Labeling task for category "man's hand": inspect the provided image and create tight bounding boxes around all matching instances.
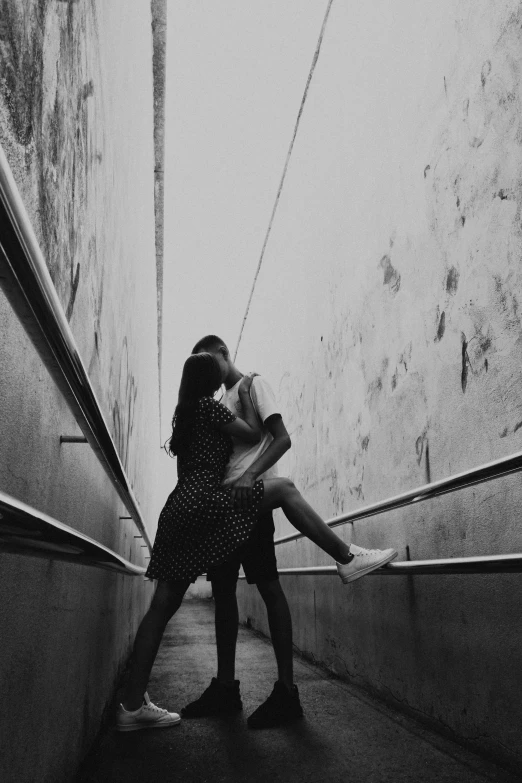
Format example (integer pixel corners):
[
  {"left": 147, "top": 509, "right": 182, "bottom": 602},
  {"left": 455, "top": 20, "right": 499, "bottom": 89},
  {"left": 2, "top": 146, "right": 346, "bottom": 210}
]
[{"left": 230, "top": 470, "right": 257, "bottom": 510}]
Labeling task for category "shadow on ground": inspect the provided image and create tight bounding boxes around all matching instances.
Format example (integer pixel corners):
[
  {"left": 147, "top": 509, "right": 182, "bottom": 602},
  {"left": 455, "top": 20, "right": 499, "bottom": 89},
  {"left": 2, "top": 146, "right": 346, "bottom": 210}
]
[{"left": 77, "top": 598, "right": 520, "bottom": 783}]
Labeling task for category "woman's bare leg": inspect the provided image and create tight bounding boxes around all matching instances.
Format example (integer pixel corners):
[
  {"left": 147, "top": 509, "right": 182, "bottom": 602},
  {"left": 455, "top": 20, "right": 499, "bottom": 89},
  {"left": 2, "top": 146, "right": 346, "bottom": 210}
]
[
  {"left": 122, "top": 579, "right": 190, "bottom": 710},
  {"left": 259, "top": 478, "right": 352, "bottom": 564}
]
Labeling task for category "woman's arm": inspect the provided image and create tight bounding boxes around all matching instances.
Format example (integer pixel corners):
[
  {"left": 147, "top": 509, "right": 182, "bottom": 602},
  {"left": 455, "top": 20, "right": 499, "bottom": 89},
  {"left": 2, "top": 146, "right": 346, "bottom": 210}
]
[{"left": 220, "top": 374, "right": 261, "bottom": 443}]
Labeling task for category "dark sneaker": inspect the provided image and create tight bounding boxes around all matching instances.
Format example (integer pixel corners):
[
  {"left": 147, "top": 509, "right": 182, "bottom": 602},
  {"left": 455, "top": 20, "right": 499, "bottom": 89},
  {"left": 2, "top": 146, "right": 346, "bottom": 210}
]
[
  {"left": 247, "top": 681, "right": 303, "bottom": 729},
  {"left": 181, "top": 678, "right": 242, "bottom": 718}
]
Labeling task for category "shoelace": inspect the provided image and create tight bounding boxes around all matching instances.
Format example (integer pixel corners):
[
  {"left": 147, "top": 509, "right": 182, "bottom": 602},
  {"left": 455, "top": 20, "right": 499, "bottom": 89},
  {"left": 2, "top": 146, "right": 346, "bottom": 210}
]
[{"left": 143, "top": 701, "right": 168, "bottom": 715}]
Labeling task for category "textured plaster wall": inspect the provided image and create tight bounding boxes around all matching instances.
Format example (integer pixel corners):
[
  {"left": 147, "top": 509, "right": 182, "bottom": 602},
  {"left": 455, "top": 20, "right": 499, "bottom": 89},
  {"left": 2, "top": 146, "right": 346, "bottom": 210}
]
[
  {"left": 236, "top": 0, "right": 522, "bottom": 771},
  {"left": 0, "top": 2, "right": 162, "bottom": 780},
  {"left": 151, "top": 0, "right": 166, "bottom": 408}
]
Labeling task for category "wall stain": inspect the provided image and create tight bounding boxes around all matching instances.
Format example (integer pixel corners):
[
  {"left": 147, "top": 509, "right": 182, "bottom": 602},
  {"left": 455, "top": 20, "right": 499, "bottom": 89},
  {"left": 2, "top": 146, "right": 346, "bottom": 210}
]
[
  {"left": 479, "top": 334, "right": 492, "bottom": 353},
  {"left": 424, "top": 164, "right": 431, "bottom": 178},
  {"left": 493, "top": 274, "right": 519, "bottom": 324},
  {"left": 80, "top": 79, "right": 94, "bottom": 102},
  {"left": 110, "top": 338, "right": 138, "bottom": 471},
  {"left": 391, "top": 343, "right": 411, "bottom": 390},
  {"left": 446, "top": 266, "right": 459, "bottom": 294},
  {"left": 65, "top": 262, "right": 80, "bottom": 321},
  {"left": 425, "top": 441, "right": 431, "bottom": 484},
  {"left": 379, "top": 255, "right": 401, "bottom": 294},
  {"left": 416, "top": 431, "right": 431, "bottom": 482},
  {"left": 367, "top": 377, "right": 382, "bottom": 398},
  {"left": 500, "top": 427, "right": 508, "bottom": 438},
  {"left": 435, "top": 310, "right": 446, "bottom": 342},
  {"left": 415, "top": 435, "right": 425, "bottom": 464},
  {"left": 481, "top": 60, "right": 492, "bottom": 88},
  {"left": 349, "top": 484, "right": 364, "bottom": 500},
  {"left": 514, "top": 420, "right": 522, "bottom": 434},
  {"left": 461, "top": 333, "right": 470, "bottom": 392}
]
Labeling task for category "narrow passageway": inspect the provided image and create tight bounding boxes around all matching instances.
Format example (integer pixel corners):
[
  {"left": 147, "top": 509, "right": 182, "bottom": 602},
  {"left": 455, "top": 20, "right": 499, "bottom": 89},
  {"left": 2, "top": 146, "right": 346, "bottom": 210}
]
[{"left": 78, "top": 597, "right": 517, "bottom": 783}]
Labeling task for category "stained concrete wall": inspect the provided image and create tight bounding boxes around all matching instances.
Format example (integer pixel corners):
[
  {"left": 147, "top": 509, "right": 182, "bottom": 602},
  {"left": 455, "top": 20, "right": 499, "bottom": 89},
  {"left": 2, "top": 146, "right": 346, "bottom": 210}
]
[
  {"left": 236, "top": 1, "right": 522, "bottom": 772},
  {"left": 0, "top": 2, "right": 164, "bottom": 780}
]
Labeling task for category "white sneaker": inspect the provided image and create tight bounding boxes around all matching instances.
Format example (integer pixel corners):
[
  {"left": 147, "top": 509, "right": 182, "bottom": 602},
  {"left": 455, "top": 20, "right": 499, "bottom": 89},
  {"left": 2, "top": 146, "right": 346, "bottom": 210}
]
[
  {"left": 116, "top": 692, "right": 181, "bottom": 732},
  {"left": 337, "top": 544, "right": 398, "bottom": 583}
]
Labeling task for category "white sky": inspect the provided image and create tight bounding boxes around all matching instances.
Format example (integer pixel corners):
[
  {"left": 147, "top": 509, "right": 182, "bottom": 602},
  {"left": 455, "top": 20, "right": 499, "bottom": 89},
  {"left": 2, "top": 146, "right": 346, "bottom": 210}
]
[{"left": 161, "top": 0, "right": 327, "bottom": 440}]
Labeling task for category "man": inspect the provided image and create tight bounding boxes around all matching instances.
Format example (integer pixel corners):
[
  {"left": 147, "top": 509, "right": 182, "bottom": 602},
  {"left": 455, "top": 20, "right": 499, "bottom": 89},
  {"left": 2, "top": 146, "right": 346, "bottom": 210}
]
[{"left": 181, "top": 334, "right": 302, "bottom": 729}]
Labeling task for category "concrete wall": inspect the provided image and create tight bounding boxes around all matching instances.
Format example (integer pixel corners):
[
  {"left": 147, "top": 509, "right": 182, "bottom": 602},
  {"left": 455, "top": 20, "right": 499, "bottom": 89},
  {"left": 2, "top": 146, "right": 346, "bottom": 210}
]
[
  {"left": 0, "top": 2, "right": 164, "bottom": 780},
  {"left": 236, "top": 1, "right": 522, "bottom": 771}
]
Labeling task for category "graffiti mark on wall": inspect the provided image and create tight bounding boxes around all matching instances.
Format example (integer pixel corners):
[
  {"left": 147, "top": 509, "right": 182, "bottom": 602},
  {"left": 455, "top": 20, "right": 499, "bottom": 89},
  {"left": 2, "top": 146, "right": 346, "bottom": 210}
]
[
  {"left": 110, "top": 338, "right": 138, "bottom": 473},
  {"left": 379, "top": 254, "right": 401, "bottom": 294}
]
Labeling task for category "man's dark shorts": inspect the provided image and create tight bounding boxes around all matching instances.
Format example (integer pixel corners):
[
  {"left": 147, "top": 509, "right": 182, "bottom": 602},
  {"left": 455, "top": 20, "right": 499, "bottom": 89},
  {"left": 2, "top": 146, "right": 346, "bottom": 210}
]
[{"left": 207, "top": 512, "right": 279, "bottom": 586}]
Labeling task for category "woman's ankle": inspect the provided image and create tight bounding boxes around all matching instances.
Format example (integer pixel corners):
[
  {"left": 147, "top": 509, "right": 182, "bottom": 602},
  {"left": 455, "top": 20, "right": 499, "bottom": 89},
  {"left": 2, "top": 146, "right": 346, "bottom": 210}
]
[
  {"left": 337, "top": 547, "right": 353, "bottom": 565},
  {"left": 121, "top": 689, "right": 146, "bottom": 711},
  {"left": 121, "top": 699, "right": 143, "bottom": 712}
]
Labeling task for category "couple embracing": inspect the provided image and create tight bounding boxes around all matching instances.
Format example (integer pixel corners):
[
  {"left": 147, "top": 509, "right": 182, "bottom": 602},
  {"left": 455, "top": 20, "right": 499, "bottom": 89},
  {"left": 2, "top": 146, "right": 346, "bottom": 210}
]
[{"left": 116, "top": 335, "right": 397, "bottom": 732}]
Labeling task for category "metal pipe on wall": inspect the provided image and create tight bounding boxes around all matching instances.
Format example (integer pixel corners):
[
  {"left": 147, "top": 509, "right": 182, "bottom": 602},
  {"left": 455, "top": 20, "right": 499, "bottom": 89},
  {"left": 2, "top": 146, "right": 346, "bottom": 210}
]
[
  {"left": 274, "top": 449, "right": 522, "bottom": 547},
  {"left": 0, "top": 490, "right": 146, "bottom": 576},
  {"left": 0, "top": 142, "right": 151, "bottom": 551},
  {"left": 257, "top": 553, "right": 522, "bottom": 577}
]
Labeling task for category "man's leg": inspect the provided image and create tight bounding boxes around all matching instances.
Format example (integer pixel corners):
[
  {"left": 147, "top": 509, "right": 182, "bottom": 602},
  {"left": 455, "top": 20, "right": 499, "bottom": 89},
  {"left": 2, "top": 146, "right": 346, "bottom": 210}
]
[
  {"left": 242, "top": 513, "right": 303, "bottom": 729},
  {"left": 256, "top": 579, "right": 293, "bottom": 690},
  {"left": 213, "top": 575, "right": 240, "bottom": 683},
  {"left": 181, "top": 557, "right": 243, "bottom": 717},
  {"left": 243, "top": 513, "right": 294, "bottom": 690}
]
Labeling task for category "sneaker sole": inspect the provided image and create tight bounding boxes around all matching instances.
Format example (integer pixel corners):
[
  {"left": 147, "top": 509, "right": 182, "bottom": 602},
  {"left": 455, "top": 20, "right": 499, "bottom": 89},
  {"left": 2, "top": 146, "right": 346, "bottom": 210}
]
[
  {"left": 340, "top": 550, "right": 398, "bottom": 583},
  {"left": 116, "top": 716, "right": 181, "bottom": 732}
]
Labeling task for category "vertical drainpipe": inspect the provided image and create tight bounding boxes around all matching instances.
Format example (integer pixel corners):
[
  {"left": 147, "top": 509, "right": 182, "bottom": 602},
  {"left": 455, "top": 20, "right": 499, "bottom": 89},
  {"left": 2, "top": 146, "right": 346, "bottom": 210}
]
[{"left": 151, "top": 0, "right": 167, "bottom": 438}]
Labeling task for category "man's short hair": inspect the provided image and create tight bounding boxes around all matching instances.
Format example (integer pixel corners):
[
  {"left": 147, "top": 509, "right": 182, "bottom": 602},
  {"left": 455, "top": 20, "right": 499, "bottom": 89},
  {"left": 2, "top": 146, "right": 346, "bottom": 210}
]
[{"left": 192, "top": 334, "right": 228, "bottom": 355}]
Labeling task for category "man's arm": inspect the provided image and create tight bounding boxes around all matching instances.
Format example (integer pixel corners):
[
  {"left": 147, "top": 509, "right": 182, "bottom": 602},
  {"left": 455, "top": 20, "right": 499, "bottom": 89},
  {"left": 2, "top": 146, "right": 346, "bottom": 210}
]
[{"left": 230, "top": 414, "right": 291, "bottom": 509}]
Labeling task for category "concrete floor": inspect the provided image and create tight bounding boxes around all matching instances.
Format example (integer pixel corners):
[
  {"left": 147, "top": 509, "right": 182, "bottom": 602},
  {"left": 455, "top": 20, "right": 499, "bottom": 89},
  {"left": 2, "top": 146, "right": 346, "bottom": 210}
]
[{"left": 78, "top": 596, "right": 520, "bottom": 783}]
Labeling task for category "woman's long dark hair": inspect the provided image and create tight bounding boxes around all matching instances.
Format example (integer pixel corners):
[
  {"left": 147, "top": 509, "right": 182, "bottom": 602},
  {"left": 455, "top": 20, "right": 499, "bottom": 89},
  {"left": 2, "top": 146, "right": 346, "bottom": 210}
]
[{"left": 168, "top": 352, "right": 222, "bottom": 457}]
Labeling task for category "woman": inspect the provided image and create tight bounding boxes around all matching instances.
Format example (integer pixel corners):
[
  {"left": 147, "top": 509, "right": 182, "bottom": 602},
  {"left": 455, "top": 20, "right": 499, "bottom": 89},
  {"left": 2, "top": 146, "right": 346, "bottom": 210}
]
[{"left": 116, "top": 353, "right": 396, "bottom": 731}]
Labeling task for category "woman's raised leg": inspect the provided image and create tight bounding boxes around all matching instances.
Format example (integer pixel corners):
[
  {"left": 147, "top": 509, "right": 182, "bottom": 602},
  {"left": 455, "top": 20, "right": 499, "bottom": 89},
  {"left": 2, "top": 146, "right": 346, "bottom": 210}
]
[
  {"left": 259, "top": 478, "right": 352, "bottom": 563},
  {"left": 259, "top": 478, "right": 397, "bottom": 582}
]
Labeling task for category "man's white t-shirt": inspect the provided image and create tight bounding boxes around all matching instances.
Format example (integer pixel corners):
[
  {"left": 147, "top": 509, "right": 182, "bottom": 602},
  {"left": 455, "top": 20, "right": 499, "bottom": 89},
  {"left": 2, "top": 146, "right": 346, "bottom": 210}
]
[{"left": 221, "top": 375, "right": 280, "bottom": 486}]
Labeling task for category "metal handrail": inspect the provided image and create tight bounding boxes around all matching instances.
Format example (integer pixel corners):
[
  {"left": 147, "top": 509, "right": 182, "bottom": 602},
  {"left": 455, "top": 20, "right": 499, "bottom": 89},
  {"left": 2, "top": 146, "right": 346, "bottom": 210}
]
[
  {"left": 0, "top": 143, "right": 151, "bottom": 550},
  {"left": 256, "top": 554, "right": 522, "bottom": 577},
  {"left": 274, "top": 449, "right": 522, "bottom": 546},
  {"left": 0, "top": 490, "right": 146, "bottom": 576}
]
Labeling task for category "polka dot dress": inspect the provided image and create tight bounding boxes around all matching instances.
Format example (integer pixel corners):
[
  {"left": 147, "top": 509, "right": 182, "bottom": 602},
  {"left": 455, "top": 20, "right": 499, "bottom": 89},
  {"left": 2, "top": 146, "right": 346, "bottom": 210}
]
[{"left": 146, "top": 396, "right": 264, "bottom": 583}]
